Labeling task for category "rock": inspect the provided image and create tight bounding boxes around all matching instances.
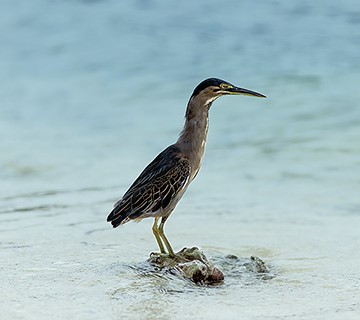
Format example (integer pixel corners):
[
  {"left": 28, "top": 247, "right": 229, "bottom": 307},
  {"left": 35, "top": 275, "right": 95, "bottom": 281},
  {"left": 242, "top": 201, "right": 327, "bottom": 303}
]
[
  {"left": 148, "top": 247, "right": 224, "bottom": 285},
  {"left": 148, "top": 248, "right": 271, "bottom": 284},
  {"left": 244, "top": 256, "right": 269, "bottom": 273}
]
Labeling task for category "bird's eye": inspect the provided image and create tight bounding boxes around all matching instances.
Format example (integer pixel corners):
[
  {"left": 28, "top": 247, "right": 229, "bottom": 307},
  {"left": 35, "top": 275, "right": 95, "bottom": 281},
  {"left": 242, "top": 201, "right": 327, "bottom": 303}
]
[{"left": 220, "top": 83, "right": 232, "bottom": 89}]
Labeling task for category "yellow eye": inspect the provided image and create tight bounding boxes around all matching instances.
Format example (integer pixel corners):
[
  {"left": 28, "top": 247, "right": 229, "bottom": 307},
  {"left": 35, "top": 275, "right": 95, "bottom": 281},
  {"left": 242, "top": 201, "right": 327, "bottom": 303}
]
[{"left": 220, "top": 83, "right": 232, "bottom": 89}]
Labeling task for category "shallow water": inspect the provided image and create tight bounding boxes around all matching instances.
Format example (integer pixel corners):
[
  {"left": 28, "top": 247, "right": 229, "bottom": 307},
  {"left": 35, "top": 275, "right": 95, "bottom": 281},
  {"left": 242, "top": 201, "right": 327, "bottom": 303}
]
[{"left": 1, "top": 1, "right": 360, "bottom": 319}]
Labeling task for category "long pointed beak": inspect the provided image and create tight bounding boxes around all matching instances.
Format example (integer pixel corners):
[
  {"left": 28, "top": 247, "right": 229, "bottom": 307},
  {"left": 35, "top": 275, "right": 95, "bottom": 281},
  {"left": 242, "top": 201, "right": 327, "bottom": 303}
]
[{"left": 229, "top": 86, "right": 266, "bottom": 98}]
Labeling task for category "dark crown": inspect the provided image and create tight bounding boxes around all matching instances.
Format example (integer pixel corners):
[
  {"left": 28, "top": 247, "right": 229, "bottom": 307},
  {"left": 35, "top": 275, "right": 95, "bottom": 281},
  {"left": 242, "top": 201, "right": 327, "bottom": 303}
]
[{"left": 191, "top": 78, "right": 229, "bottom": 97}]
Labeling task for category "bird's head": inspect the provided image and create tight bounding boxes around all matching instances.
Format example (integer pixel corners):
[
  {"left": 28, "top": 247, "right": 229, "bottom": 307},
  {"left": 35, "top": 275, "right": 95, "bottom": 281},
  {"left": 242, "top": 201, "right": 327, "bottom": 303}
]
[{"left": 190, "top": 78, "right": 266, "bottom": 107}]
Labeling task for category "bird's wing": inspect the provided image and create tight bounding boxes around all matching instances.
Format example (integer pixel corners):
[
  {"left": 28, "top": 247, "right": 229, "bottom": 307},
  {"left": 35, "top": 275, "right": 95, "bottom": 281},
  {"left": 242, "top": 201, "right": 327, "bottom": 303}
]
[{"left": 107, "top": 145, "right": 191, "bottom": 227}]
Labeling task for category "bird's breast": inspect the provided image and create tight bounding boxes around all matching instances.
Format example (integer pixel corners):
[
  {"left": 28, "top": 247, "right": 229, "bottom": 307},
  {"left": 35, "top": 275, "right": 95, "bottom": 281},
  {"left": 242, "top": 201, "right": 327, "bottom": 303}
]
[{"left": 188, "top": 138, "right": 206, "bottom": 181}]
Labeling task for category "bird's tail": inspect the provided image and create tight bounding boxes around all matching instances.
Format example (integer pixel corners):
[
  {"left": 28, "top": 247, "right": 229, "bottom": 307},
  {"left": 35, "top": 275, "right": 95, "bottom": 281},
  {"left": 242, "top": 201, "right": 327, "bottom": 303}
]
[{"left": 107, "top": 203, "right": 131, "bottom": 228}]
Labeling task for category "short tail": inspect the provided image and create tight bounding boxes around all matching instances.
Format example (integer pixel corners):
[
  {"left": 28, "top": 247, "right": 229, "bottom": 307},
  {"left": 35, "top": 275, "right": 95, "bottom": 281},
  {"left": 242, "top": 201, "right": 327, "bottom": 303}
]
[{"left": 107, "top": 206, "right": 131, "bottom": 228}]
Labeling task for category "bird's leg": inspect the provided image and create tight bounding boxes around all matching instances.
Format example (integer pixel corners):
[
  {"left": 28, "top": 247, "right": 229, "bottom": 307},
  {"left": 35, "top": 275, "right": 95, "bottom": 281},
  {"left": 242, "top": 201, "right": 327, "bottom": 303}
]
[
  {"left": 158, "top": 217, "right": 175, "bottom": 257},
  {"left": 152, "top": 217, "right": 166, "bottom": 254}
]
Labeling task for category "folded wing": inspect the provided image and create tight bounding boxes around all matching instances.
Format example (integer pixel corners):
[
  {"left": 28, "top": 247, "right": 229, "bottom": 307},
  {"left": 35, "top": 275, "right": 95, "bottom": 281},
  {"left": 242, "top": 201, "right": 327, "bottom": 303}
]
[{"left": 107, "top": 145, "right": 190, "bottom": 228}]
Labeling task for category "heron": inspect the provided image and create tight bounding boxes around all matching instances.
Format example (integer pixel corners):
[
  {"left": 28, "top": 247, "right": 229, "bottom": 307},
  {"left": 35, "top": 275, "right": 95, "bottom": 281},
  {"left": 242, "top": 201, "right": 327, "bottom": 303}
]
[{"left": 107, "top": 78, "right": 266, "bottom": 257}]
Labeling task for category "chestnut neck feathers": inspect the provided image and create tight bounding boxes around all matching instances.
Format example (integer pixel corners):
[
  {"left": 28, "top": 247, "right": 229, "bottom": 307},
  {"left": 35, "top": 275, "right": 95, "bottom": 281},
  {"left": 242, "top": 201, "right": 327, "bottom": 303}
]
[{"left": 176, "top": 88, "right": 219, "bottom": 179}]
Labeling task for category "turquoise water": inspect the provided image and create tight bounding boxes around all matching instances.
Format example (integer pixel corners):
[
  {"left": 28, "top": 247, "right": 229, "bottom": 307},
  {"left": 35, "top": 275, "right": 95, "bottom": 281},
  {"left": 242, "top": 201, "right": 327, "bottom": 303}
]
[{"left": 1, "top": 1, "right": 360, "bottom": 319}]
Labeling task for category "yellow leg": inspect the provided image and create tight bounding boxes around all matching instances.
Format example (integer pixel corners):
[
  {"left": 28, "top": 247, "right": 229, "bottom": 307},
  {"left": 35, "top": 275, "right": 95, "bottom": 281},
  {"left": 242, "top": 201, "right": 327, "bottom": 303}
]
[
  {"left": 152, "top": 217, "right": 165, "bottom": 254},
  {"left": 158, "top": 218, "right": 175, "bottom": 257}
]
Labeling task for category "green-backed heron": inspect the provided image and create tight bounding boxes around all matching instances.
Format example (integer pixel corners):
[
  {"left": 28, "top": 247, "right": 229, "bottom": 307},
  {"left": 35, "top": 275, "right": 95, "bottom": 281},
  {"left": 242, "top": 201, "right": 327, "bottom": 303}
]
[{"left": 107, "top": 78, "right": 266, "bottom": 257}]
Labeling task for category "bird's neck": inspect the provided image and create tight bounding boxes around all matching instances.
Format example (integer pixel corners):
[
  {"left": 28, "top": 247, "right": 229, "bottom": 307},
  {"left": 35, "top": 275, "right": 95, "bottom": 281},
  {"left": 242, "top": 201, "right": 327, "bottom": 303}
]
[{"left": 176, "top": 96, "right": 212, "bottom": 178}]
